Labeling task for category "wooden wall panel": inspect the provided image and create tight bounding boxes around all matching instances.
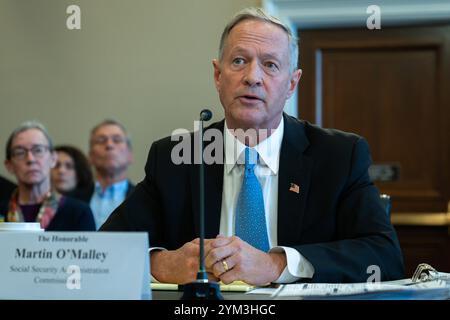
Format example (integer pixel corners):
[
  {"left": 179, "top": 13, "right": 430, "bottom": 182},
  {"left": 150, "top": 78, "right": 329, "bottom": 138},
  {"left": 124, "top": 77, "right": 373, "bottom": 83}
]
[
  {"left": 298, "top": 26, "right": 450, "bottom": 213},
  {"left": 298, "top": 25, "right": 450, "bottom": 273}
]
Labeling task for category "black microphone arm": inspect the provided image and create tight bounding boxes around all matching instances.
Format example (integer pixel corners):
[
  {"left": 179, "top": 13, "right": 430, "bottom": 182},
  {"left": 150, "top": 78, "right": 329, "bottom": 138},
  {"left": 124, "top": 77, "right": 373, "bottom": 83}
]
[
  {"left": 198, "top": 109, "right": 210, "bottom": 280},
  {"left": 181, "top": 109, "right": 223, "bottom": 300}
]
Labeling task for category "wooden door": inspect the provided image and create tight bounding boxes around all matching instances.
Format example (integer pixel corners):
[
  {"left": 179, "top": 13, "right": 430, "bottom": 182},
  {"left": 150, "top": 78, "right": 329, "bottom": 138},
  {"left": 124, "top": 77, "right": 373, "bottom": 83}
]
[{"left": 298, "top": 25, "right": 450, "bottom": 275}]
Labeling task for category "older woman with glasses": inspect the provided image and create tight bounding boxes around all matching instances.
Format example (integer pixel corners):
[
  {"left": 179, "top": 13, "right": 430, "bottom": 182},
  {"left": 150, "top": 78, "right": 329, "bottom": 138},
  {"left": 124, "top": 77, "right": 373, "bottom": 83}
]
[{"left": 0, "top": 121, "right": 95, "bottom": 231}]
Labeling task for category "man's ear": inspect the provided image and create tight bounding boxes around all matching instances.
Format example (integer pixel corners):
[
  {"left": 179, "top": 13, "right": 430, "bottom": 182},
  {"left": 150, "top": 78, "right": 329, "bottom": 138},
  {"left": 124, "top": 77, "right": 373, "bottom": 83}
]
[
  {"left": 286, "top": 69, "right": 302, "bottom": 99},
  {"left": 212, "top": 59, "right": 221, "bottom": 91}
]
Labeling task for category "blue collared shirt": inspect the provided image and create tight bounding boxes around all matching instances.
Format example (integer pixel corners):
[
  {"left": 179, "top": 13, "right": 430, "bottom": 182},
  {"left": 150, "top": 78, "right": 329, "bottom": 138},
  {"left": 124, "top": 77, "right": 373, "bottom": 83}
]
[{"left": 90, "top": 180, "right": 129, "bottom": 230}]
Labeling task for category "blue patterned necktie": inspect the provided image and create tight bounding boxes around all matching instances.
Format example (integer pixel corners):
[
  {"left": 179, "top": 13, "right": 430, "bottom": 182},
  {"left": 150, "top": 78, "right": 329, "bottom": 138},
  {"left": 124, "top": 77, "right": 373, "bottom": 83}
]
[{"left": 235, "top": 147, "right": 270, "bottom": 252}]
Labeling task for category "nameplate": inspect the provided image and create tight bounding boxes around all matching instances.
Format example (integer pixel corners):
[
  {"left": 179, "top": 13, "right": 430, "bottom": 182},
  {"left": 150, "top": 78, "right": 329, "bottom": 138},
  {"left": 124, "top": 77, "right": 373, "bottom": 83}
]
[{"left": 0, "top": 232, "right": 151, "bottom": 300}]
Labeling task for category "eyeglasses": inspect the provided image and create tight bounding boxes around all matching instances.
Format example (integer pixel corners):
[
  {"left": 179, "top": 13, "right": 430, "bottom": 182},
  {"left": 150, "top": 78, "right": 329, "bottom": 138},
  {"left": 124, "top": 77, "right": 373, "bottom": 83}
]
[
  {"left": 10, "top": 145, "right": 50, "bottom": 160},
  {"left": 91, "top": 135, "right": 127, "bottom": 146}
]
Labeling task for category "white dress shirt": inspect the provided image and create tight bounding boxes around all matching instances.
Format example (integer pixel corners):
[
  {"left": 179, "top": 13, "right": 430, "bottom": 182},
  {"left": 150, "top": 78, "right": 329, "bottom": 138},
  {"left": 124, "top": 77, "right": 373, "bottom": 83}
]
[
  {"left": 150, "top": 117, "right": 314, "bottom": 283},
  {"left": 220, "top": 117, "right": 314, "bottom": 283}
]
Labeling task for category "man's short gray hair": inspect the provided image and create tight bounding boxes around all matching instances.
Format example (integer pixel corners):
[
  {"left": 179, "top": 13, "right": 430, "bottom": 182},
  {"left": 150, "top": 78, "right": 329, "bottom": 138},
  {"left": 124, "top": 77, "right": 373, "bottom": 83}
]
[
  {"left": 89, "top": 119, "right": 132, "bottom": 149},
  {"left": 218, "top": 7, "right": 299, "bottom": 73},
  {"left": 5, "top": 120, "right": 54, "bottom": 160}
]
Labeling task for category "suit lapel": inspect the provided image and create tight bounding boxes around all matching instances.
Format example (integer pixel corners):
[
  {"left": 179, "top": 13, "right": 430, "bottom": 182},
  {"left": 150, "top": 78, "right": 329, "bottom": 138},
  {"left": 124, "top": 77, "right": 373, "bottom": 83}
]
[
  {"left": 191, "top": 120, "right": 225, "bottom": 238},
  {"left": 277, "top": 115, "right": 312, "bottom": 246}
]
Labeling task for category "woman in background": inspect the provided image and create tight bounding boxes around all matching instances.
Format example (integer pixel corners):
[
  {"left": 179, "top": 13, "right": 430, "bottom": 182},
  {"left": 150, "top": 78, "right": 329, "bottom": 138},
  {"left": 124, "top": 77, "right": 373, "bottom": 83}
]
[
  {"left": 1, "top": 121, "right": 95, "bottom": 231},
  {"left": 51, "top": 145, "right": 94, "bottom": 198}
]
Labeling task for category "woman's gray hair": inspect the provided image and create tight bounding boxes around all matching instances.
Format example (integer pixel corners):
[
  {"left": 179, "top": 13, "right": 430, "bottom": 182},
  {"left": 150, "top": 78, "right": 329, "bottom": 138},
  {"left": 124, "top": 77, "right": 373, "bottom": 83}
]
[
  {"left": 5, "top": 120, "right": 54, "bottom": 160},
  {"left": 218, "top": 7, "right": 299, "bottom": 73}
]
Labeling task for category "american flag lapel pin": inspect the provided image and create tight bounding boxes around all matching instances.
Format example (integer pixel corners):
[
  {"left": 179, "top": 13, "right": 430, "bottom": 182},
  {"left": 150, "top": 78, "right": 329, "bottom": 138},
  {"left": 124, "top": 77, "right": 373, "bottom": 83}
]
[{"left": 289, "top": 183, "right": 300, "bottom": 194}]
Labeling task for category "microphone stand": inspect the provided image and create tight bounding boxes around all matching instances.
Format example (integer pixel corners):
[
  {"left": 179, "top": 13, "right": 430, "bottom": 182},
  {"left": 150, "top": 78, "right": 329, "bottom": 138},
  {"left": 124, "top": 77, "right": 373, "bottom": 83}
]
[{"left": 181, "top": 109, "right": 223, "bottom": 300}]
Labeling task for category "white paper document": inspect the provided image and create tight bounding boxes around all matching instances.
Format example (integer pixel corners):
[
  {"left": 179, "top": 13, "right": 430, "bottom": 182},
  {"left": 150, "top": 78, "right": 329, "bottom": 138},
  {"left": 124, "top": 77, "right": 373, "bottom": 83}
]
[{"left": 272, "top": 280, "right": 448, "bottom": 298}]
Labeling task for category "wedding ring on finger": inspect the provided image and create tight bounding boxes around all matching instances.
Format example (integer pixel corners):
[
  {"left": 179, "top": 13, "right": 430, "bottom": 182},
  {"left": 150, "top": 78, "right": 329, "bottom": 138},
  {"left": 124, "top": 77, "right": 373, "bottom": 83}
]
[{"left": 222, "top": 259, "right": 229, "bottom": 272}]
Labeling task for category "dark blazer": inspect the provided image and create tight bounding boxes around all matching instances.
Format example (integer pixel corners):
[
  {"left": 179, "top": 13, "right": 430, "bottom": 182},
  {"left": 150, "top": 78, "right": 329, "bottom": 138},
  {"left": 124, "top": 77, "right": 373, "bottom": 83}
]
[
  {"left": 70, "top": 180, "right": 135, "bottom": 203},
  {"left": 0, "top": 176, "right": 16, "bottom": 203},
  {"left": 0, "top": 196, "right": 96, "bottom": 231},
  {"left": 101, "top": 114, "right": 404, "bottom": 283}
]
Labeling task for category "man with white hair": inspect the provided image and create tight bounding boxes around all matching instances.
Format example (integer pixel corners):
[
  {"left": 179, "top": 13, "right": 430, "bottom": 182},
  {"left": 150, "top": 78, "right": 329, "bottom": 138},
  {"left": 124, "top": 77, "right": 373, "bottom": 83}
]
[{"left": 102, "top": 8, "right": 404, "bottom": 285}]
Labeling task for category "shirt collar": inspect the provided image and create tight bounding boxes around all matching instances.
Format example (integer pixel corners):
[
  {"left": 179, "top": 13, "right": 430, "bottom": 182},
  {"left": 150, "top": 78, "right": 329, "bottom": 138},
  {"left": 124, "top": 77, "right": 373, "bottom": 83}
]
[
  {"left": 224, "top": 117, "right": 284, "bottom": 175},
  {"left": 94, "top": 179, "right": 129, "bottom": 196}
]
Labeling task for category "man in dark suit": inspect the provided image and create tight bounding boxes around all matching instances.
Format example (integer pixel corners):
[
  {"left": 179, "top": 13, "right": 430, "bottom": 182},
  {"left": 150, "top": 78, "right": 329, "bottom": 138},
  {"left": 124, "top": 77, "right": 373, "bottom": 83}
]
[{"left": 101, "top": 8, "right": 404, "bottom": 285}]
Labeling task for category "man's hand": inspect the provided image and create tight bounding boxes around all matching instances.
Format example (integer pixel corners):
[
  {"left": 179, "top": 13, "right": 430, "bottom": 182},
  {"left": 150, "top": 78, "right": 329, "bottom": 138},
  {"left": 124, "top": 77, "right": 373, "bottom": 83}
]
[
  {"left": 204, "top": 235, "right": 287, "bottom": 286},
  {"left": 151, "top": 238, "right": 219, "bottom": 284}
]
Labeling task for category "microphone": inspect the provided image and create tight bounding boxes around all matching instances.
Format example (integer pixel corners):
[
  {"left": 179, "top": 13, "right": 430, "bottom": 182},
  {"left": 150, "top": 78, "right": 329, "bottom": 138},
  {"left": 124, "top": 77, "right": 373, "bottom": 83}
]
[
  {"left": 200, "top": 109, "right": 212, "bottom": 121},
  {"left": 181, "top": 109, "right": 223, "bottom": 300}
]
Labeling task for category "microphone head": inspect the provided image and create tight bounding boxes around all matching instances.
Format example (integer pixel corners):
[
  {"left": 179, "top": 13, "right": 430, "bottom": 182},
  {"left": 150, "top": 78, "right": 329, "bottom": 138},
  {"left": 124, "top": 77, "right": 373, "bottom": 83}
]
[{"left": 200, "top": 109, "right": 213, "bottom": 121}]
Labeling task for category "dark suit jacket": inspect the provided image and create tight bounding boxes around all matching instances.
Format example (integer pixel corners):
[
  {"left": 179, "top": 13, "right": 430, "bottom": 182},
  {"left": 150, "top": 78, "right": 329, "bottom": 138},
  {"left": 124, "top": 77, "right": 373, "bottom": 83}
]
[
  {"left": 101, "top": 114, "right": 404, "bottom": 283},
  {"left": 0, "top": 196, "right": 96, "bottom": 231},
  {"left": 0, "top": 176, "right": 16, "bottom": 203}
]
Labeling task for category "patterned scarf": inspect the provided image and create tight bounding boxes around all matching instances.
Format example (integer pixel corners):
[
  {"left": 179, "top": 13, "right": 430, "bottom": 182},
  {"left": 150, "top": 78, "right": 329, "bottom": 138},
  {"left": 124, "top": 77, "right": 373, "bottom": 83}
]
[{"left": 6, "top": 188, "right": 62, "bottom": 229}]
